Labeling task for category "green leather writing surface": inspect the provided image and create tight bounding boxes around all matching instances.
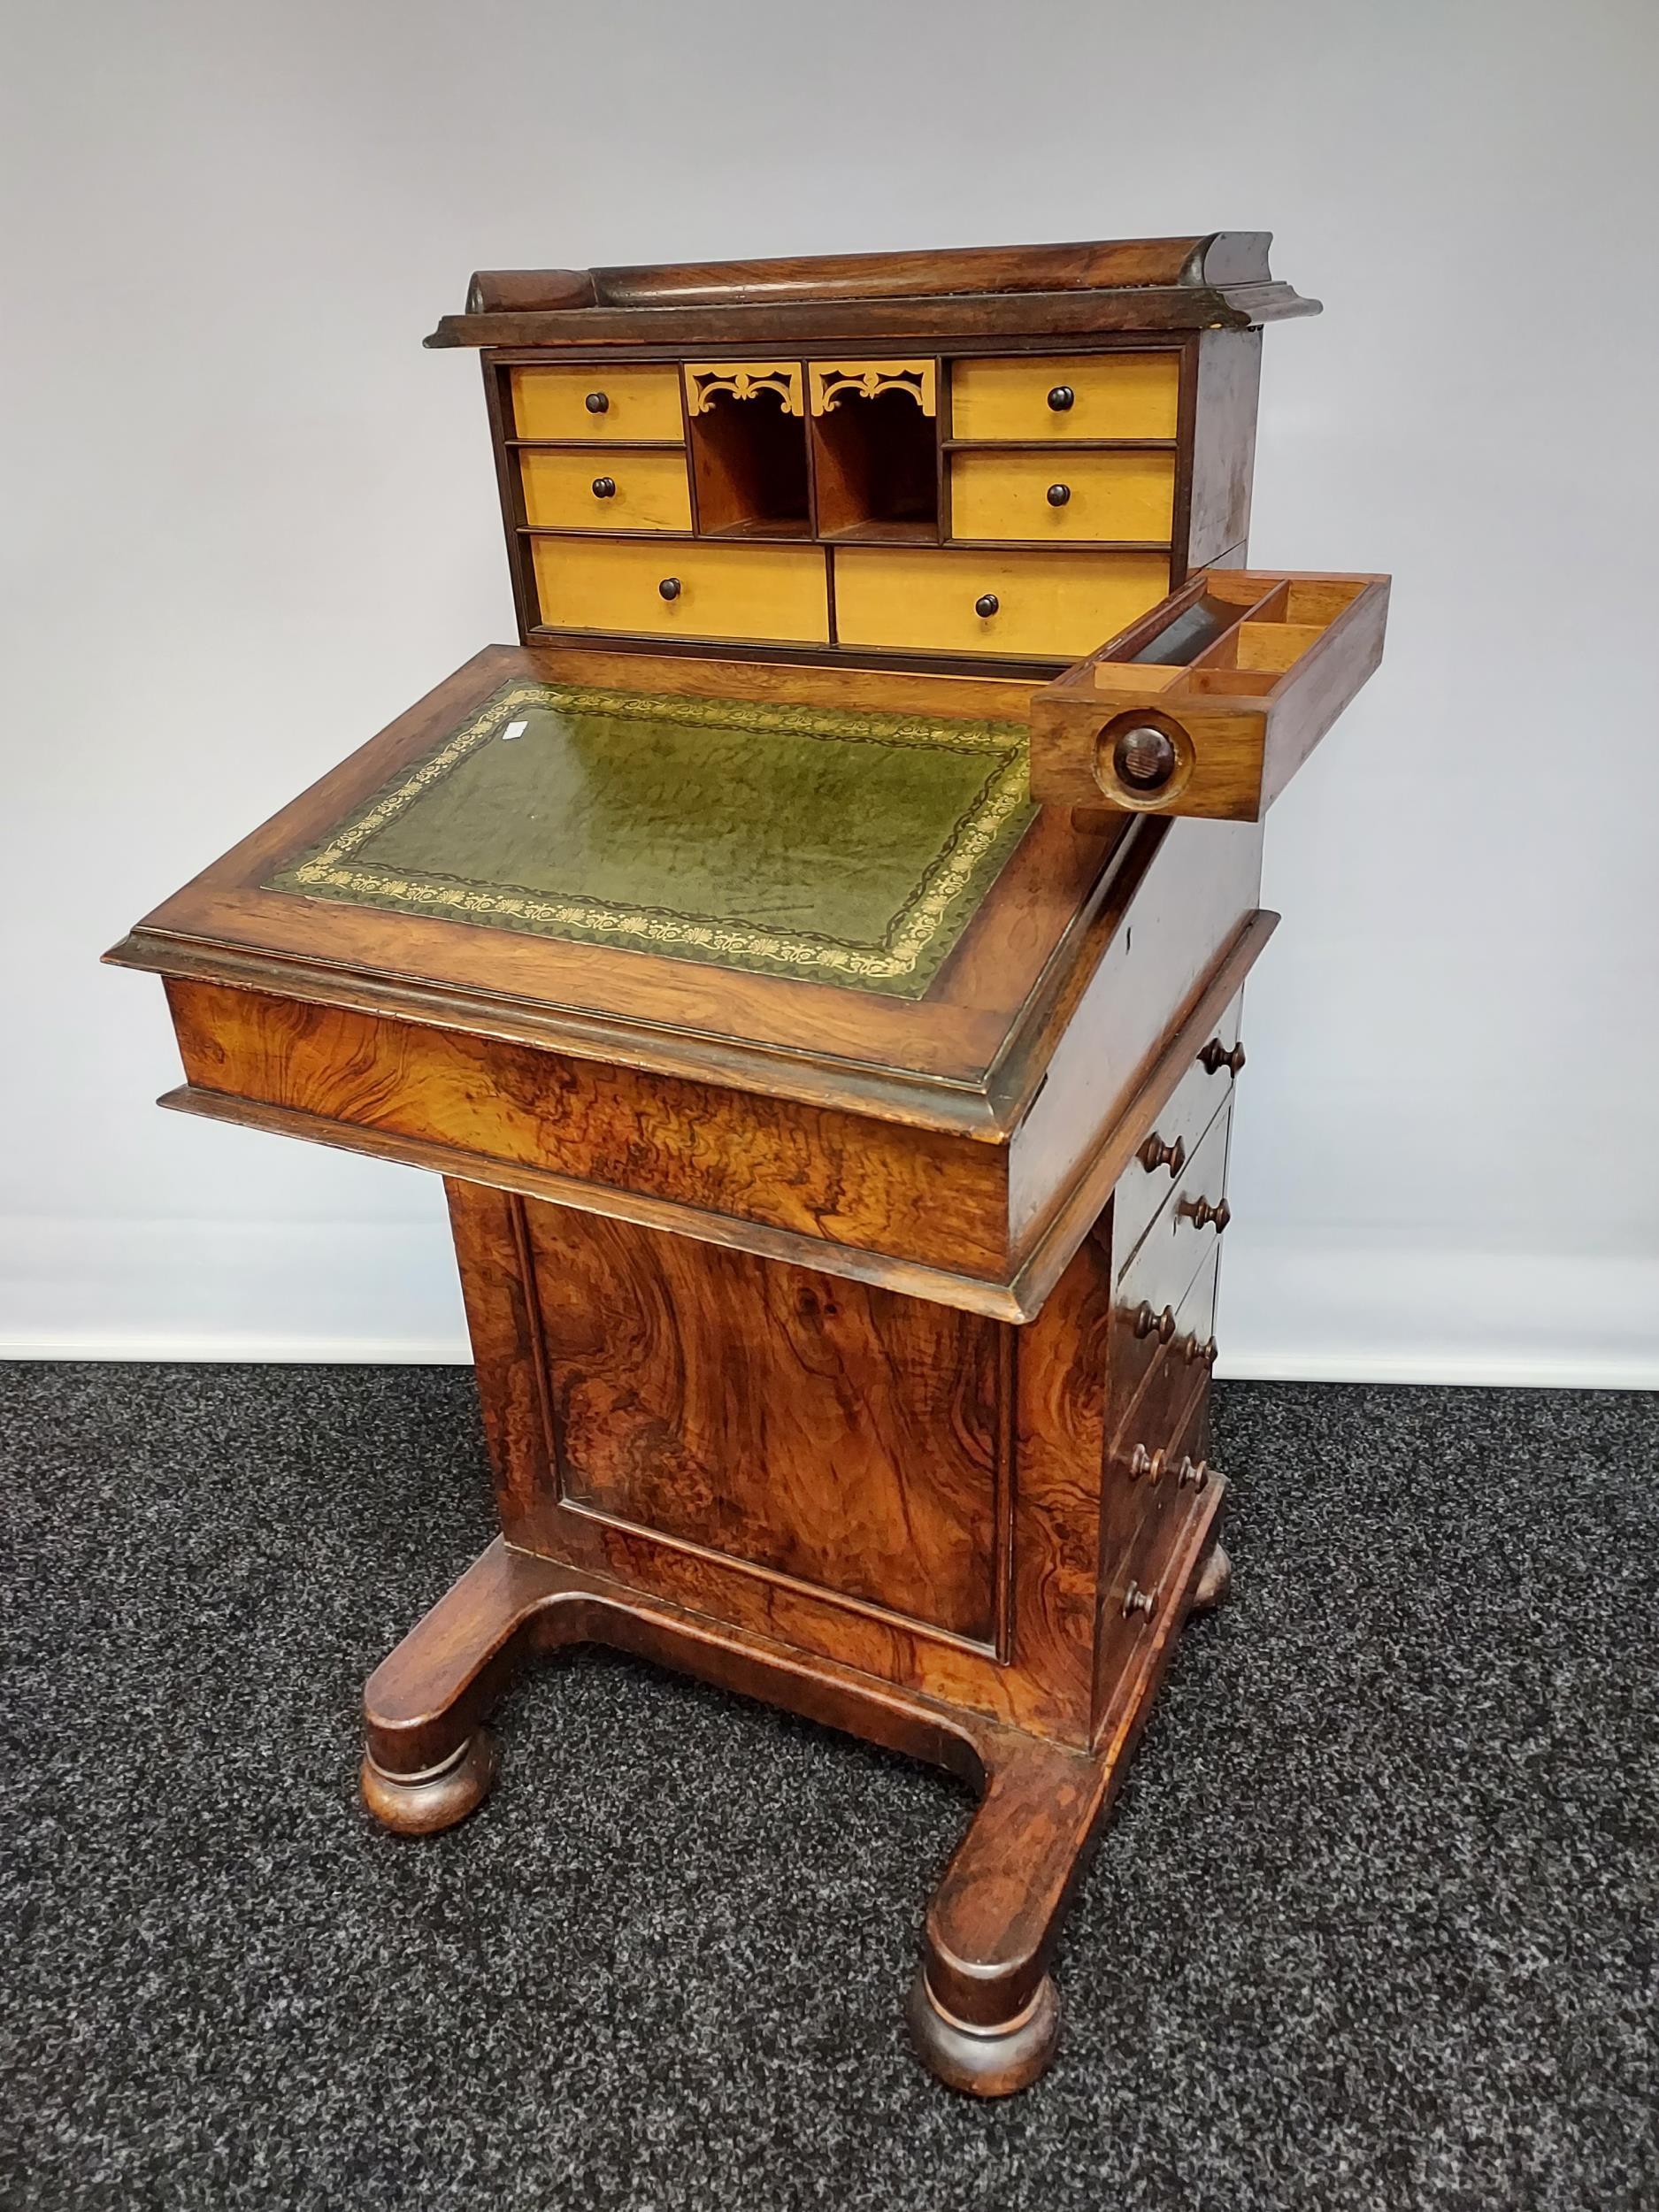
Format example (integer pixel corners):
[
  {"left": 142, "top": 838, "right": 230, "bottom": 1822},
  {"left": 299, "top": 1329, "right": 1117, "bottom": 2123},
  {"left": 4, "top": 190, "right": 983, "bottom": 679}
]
[{"left": 268, "top": 682, "right": 1034, "bottom": 998}]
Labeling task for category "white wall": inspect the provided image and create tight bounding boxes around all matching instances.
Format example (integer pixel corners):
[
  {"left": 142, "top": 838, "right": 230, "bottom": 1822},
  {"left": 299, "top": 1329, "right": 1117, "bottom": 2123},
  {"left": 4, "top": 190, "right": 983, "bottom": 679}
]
[{"left": 4, "top": 0, "right": 1655, "bottom": 1381}]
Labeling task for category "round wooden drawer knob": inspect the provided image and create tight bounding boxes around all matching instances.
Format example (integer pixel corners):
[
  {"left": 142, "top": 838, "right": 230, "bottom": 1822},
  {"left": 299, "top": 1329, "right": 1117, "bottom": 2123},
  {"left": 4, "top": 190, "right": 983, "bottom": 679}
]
[
  {"left": 1047, "top": 385, "right": 1075, "bottom": 411},
  {"left": 591, "top": 475, "right": 617, "bottom": 499},
  {"left": 1200, "top": 1038, "right": 1247, "bottom": 1078},
  {"left": 1046, "top": 482, "right": 1071, "bottom": 507},
  {"left": 1122, "top": 1581, "right": 1157, "bottom": 1620},
  {"left": 584, "top": 390, "right": 609, "bottom": 414},
  {"left": 1128, "top": 1443, "right": 1166, "bottom": 1484},
  {"left": 1139, "top": 1133, "right": 1186, "bottom": 1177},
  {"left": 1113, "top": 724, "right": 1178, "bottom": 792},
  {"left": 1182, "top": 1333, "right": 1218, "bottom": 1368},
  {"left": 1132, "top": 1302, "right": 1177, "bottom": 1343},
  {"left": 974, "top": 593, "right": 1000, "bottom": 618},
  {"left": 658, "top": 577, "right": 682, "bottom": 601},
  {"left": 1175, "top": 1455, "right": 1210, "bottom": 1490}
]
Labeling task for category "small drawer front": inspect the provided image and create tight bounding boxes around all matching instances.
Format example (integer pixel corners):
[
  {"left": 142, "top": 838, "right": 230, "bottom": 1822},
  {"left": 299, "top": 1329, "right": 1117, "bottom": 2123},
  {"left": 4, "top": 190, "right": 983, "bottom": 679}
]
[
  {"left": 1116, "top": 1102, "right": 1232, "bottom": 1333},
  {"left": 833, "top": 547, "right": 1169, "bottom": 660},
  {"left": 531, "top": 536, "right": 830, "bottom": 643},
  {"left": 1094, "top": 1381, "right": 1217, "bottom": 1706},
  {"left": 511, "top": 365, "right": 685, "bottom": 443},
  {"left": 949, "top": 449, "right": 1176, "bottom": 544},
  {"left": 519, "top": 448, "right": 692, "bottom": 533},
  {"left": 949, "top": 352, "right": 1181, "bottom": 442},
  {"left": 1111, "top": 993, "right": 1244, "bottom": 1276},
  {"left": 1106, "top": 1240, "right": 1219, "bottom": 1451}
]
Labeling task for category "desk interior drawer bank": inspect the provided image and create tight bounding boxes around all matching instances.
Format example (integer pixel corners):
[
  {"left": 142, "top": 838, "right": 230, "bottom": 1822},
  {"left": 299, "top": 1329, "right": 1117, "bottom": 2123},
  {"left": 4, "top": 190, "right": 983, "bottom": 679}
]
[{"left": 109, "top": 234, "right": 1386, "bottom": 2100}]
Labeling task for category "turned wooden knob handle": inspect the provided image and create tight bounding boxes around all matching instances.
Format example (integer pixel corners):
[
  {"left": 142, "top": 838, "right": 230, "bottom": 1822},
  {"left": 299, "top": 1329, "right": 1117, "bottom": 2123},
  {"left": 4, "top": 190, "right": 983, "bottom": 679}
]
[
  {"left": 1174, "top": 1455, "right": 1210, "bottom": 1490},
  {"left": 1181, "top": 1333, "right": 1218, "bottom": 1368},
  {"left": 1122, "top": 1580, "right": 1157, "bottom": 1620},
  {"left": 1132, "top": 1302, "right": 1177, "bottom": 1343},
  {"left": 591, "top": 474, "right": 617, "bottom": 498},
  {"left": 657, "top": 576, "right": 682, "bottom": 601},
  {"left": 974, "top": 592, "right": 1000, "bottom": 618},
  {"left": 1181, "top": 1195, "right": 1232, "bottom": 1233},
  {"left": 1128, "top": 1443, "right": 1166, "bottom": 1484},
  {"left": 1139, "top": 1132, "right": 1186, "bottom": 1177},
  {"left": 1200, "top": 1038, "right": 1247, "bottom": 1078},
  {"left": 584, "top": 390, "right": 609, "bottom": 414}
]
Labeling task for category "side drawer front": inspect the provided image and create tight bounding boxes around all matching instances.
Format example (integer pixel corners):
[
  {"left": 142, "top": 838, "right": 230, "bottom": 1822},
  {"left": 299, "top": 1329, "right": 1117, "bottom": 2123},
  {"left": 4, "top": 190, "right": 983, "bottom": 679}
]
[
  {"left": 1115, "top": 1103, "right": 1232, "bottom": 1335},
  {"left": 519, "top": 448, "right": 693, "bottom": 533},
  {"left": 1094, "top": 1379, "right": 1217, "bottom": 1719},
  {"left": 1105, "top": 1241, "right": 1220, "bottom": 1457},
  {"left": 531, "top": 537, "right": 830, "bottom": 643},
  {"left": 1110, "top": 992, "right": 1243, "bottom": 1274},
  {"left": 949, "top": 449, "right": 1177, "bottom": 545},
  {"left": 833, "top": 547, "right": 1169, "bottom": 659},
  {"left": 949, "top": 352, "right": 1181, "bottom": 442},
  {"left": 510, "top": 365, "right": 684, "bottom": 442}
]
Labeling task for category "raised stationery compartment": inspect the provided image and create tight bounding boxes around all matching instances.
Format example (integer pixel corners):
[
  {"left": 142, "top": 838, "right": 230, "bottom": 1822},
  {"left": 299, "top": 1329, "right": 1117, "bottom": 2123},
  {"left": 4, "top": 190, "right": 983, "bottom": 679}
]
[{"left": 1027, "top": 569, "right": 1389, "bottom": 819}]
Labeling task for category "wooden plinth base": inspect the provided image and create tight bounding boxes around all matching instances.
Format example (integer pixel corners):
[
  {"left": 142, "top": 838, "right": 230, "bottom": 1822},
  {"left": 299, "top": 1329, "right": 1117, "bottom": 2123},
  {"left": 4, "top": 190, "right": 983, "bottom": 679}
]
[{"left": 362, "top": 1503, "right": 1227, "bottom": 2096}]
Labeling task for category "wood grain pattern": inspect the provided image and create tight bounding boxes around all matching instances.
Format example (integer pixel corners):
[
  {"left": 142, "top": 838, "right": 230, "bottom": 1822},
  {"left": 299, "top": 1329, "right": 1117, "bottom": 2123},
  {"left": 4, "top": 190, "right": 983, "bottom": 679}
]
[
  {"left": 164, "top": 978, "right": 1012, "bottom": 1278},
  {"left": 519, "top": 1209, "right": 1004, "bottom": 1640}
]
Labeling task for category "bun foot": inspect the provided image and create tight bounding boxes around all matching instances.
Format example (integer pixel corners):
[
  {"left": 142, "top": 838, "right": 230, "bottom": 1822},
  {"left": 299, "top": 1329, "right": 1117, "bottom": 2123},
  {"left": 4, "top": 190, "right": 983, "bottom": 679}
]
[
  {"left": 1190, "top": 1541, "right": 1232, "bottom": 1615},
  {"left": 905, "top": 1967, "right": 1061, "bottom": 2097},
  {"left": 360, "top": 1728, "right": 497, "bottom": 1836}
]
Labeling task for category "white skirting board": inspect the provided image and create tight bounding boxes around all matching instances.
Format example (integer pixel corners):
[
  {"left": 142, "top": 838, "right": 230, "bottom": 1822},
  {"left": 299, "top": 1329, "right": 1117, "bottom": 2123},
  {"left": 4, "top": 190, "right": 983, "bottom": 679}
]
[{"left": 1, "top": 1217, "right": 1655, "bottom": 1389}]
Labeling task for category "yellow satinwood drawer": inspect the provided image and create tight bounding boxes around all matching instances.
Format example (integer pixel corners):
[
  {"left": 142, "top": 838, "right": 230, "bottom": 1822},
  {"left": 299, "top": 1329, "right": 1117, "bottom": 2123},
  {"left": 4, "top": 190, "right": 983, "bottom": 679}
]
[
  {"left": 511, "top": 365, "right": 685, "bottom": 442},
  {"left": 519, "top": 448, "right": 692, "bottom": 533},
  {"left": 532, "top": 537, "right": 829, "bottom": 642},
  {"left": 949, "top": 449, "right": 1176, "bottom": 544},
  {"left": 832, "top": 548, "right": 1170, "bottom": 659},
  {"left": 949, "top": 353, "right": 1181, "bottom": 442}
]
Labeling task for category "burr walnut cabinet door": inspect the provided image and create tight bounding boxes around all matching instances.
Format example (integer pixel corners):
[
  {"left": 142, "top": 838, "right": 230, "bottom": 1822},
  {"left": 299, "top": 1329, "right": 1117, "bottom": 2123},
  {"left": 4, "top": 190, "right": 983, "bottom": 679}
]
[{"left": 518, "top": 1209, "right": 1003, "bottom": 1643}]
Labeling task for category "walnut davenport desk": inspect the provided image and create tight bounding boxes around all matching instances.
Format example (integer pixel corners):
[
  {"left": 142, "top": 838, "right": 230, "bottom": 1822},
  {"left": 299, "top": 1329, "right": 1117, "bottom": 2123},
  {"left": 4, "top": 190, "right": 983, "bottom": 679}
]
[{"left": 109, "top": 237, "right": 1386, "bottom": 2096}]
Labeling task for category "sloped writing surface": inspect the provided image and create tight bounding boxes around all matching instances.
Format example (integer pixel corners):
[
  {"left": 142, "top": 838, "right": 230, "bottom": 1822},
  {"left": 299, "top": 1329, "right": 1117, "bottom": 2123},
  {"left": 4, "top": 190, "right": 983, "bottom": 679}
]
[{"left": 269, "top": 680, "right": 1036, "bottom": 1000}]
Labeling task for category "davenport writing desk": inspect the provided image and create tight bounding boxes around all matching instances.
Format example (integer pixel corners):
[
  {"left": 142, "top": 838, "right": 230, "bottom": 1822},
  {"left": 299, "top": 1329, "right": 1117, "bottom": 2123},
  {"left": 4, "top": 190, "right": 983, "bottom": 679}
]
[{"left": 109, "top": 236, "right": 1386, "bottom": 2095}]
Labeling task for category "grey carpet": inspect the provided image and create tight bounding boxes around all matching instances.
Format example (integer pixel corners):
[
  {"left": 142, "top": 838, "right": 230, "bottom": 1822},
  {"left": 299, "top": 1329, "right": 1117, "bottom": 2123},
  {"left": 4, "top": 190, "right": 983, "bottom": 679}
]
[{"left": 1, "top": 1363, "right": 1655, "bottom": 2211}]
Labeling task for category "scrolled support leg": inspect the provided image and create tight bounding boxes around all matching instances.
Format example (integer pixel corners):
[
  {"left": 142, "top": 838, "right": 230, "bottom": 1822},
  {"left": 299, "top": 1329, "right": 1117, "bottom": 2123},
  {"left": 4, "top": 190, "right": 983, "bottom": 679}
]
[
  {"left": 908, "top": 1734, "right": 1104, "bottom": 2097},
  {"left": 360, "top": 1537, "right": 577, "bottom": 1837}
]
